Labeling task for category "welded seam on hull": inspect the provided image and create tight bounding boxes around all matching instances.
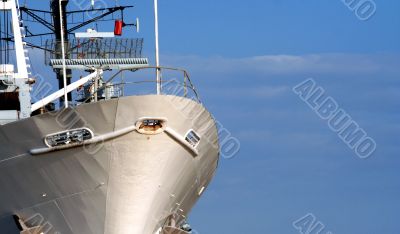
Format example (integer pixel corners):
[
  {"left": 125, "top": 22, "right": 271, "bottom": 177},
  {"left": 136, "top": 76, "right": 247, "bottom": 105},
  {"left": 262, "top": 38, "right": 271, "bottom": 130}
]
[
  {"left": 54, "top": 200, "right": 75, "bottom": 233},
  {"left": 104, "top": 140, "right": 115, "bottom": 234},
  {"left": 0, "top": 153, "right": 28, "bottom": 165},
  {"left": 3, "top": 186, "right": 106, "bottom": 220},
  {"left": 104, "top": 99, "right": 119, "bottom": 234}
]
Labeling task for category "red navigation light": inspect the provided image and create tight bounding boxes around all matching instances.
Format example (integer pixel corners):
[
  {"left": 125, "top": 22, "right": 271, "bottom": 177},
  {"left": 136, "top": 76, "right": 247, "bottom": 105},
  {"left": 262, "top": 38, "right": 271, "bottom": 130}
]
[{"left": 114, "top": 20, "right": 123, "bottom": 36}]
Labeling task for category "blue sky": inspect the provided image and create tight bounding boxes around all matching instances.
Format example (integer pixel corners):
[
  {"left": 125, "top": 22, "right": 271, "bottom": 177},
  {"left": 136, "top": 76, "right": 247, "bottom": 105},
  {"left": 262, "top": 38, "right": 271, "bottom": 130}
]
[{"left": 25, "top": 0, "right": 400, "bottom": 233}]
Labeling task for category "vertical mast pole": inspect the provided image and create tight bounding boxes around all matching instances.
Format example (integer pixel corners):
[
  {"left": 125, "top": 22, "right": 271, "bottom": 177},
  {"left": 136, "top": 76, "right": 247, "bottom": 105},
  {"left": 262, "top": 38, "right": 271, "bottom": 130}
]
[
  {"left": 51, "top": 0, "right": 71, "bottom": 107},
  {"left": 59, "top": 0, "right": 68, "bottom": 108},
  {"left": 154, "top": 0, "right": 161, "bottom": 95}
]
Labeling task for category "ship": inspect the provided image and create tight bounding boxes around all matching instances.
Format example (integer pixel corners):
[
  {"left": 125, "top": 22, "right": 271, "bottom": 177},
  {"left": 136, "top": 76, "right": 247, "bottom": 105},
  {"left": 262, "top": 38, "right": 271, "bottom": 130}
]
[{"left": 0, "top": 0, "right": 220, "bottom": 233}]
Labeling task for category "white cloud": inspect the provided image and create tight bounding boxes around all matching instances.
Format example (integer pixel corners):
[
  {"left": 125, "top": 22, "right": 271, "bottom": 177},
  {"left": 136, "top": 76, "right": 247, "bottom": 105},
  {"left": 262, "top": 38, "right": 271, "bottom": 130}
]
[
  {"left": 208, "top": 85, "right": 290, "bottom": 100},
  {"left": 163, "top": 53, "right": 400, "bottom": 75}
]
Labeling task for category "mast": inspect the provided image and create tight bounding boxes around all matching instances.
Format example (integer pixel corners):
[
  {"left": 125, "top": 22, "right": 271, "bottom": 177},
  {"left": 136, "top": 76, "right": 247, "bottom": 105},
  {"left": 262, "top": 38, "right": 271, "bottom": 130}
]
[
  {"left": 154, "top": 0, "right": 161, "bottom": 95},
  {"left": 59, "top": 0, "right": 68, "bottom": 108},
  {"left": 51, "top": 0, "right": 72, "bottom": 106}
]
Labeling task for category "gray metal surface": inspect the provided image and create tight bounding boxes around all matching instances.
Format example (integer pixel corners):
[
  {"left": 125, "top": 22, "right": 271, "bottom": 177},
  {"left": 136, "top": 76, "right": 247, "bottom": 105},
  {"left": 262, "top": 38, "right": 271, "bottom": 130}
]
[
  {"left": 50, "top": 58, "right": 149, "bottom": 70},
  {"left": 0, "top": 95, "right": 219, "bottom": 234}
]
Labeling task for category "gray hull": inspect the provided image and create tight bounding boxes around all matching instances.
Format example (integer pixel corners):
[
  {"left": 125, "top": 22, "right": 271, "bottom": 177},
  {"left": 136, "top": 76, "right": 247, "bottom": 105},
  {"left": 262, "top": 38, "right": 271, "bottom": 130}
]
[{"left": 0, "top": 95, "right": 219, "bottom": 234}]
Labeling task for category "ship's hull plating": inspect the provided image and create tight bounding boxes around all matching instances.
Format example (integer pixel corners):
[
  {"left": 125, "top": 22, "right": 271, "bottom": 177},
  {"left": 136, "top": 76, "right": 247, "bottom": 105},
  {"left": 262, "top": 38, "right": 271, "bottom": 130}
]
[{"left": 0, "top": 95, "right": 219, "bottom": 234}]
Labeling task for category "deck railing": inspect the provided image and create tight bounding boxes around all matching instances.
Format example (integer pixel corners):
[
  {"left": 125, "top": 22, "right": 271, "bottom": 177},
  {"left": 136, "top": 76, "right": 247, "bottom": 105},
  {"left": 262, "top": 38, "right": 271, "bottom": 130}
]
[{"left": 76, "top": 66, "right": 201, "bottom": 104}]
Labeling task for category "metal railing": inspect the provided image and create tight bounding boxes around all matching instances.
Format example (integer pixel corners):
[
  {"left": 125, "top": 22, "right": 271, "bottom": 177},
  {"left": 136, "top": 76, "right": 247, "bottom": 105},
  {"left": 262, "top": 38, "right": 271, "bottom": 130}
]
[{"left": 76, "top": 66, "right": 201, "bottom": 104}]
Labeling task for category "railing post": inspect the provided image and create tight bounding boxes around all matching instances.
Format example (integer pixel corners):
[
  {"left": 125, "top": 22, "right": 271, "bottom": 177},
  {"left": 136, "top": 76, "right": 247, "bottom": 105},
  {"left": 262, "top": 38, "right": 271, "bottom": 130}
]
[{"left": 184, "top": 72, "right": 188, "bottom": 98}]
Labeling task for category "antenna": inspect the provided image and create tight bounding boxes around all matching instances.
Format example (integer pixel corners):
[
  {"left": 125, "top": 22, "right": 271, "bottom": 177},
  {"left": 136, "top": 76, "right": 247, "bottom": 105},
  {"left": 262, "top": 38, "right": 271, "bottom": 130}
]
[{"left": 154, "top": 0, "right": 161, "bottom": 95}]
